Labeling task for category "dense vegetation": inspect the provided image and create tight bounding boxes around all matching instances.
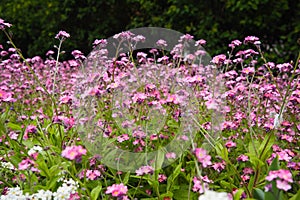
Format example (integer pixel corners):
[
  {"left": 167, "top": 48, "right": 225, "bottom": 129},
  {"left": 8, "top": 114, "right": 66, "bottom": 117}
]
[{"left": 0, "top": 0, "right": 299, "bottom": 61}]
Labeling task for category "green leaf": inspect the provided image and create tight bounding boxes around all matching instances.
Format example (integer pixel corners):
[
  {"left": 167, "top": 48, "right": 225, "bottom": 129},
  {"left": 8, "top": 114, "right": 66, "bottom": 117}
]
[
  {"left": 289, "top": 190, "right": 300, "bottom": 200},
  {"left": 38, "top": 159, "right": 51, "bottom": 178},
  {"left": 90, "top": 184, "right": 102, "bottom": 200},
  {"left": 248, "top": 140, "right": 260, "bottom": 156},
  {"left": 268, "top": 156, "right": 279, "bottom": 171},
  {"left": 253, "top": 188, "right": 264, "bottom": 200},
  {"left": 173, "top": 185, "right": 198, "bottom": 200},
  {"left": 160, "top": 191, "right": 173, "bottom": 198},
  {"left": 233, "top": 189, "right": 245, "bottom": 200},
  {"left": 46, "top": 176, "right": 60, "bottom": 190},
  {"left": 258, "top": 133, "right": 275, "bottom": 162},
  {"left": 123, "top": 171, "right": 130, "bottom": 185},
  {"left": 215, "top": 142, "right": 228, "bottom": 162},
  {"left": 154, "top": 150, "right": 165, "bottom": 170},
  {"left": 7, "top": 122, "right": 22, "bottom": 130},
  {"left": 167, "top": 163, "right": 182, "bottom": 191}
]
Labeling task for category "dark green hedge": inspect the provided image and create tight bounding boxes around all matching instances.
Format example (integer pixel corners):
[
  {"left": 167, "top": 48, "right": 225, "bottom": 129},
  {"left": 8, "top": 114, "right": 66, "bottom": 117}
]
[{"left": 0, "top": 0, "right": 299, "bottom": 62}]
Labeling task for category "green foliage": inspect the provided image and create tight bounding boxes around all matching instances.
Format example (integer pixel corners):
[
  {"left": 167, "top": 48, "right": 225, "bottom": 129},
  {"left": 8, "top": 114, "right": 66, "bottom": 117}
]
[
  {"left": 126, "top": 0, "right": 300, "bottom": 62},
  {"left": 0, "top": 0, "right": 130, "bottom": 58}
]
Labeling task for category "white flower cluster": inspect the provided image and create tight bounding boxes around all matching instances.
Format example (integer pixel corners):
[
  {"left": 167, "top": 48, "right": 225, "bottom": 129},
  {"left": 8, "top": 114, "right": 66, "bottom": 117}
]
[
  {"left": 0, "top": 161, "right": 15, "bottom": 170},
  {"left": 0, "top": 178, "right": 79, "bottom": 200},
  {"left": 28, "top": 145, "right": 44, "bottom": 155},
  {"left": 198, "top": 190, "right": 230, "bottom": 200}
]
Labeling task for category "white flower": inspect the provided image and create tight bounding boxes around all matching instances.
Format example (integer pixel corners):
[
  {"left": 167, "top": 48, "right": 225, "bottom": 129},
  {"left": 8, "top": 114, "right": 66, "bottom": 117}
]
[
  {"left": 1, "top": 161, "right": 15, "bottom": 170},
  {"left": 198, "top": 190, "right": 230, "bottom": 200},
  {"left": 28, "top": 145, "right": 43, "bottom": 155}
]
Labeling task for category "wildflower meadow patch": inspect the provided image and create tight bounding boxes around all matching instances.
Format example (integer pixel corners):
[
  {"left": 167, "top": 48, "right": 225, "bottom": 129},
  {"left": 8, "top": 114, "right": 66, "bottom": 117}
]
[{"left": 0, "top": 18, "right": 299, "bottom": 200}]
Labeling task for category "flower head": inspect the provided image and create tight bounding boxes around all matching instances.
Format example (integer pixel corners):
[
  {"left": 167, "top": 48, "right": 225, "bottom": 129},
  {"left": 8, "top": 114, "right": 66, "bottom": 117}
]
[
  {"left": 106, "top": 183, "right": 128, "bottom": 197},
  {"left": 211, "top": 54, "right": 226, "bottom": 65},
  {"left": 136, "top": 165, "right": 154, "bottom": 176},
  {"left": 0, "top": 18, "right": 12, "bottom": 30},
  {"left": 61, "top": 145, "right": 87, "bottom": 162},
  {"left": 55, "top": 30, "right": 70, "bottom": 40},
  {"left": 194, "top": 148, "right": 212, "bottom": 168}
]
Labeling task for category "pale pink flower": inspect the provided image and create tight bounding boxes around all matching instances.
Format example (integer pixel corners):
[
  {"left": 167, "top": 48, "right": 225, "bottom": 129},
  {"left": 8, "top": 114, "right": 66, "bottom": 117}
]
[
  {"left": 136, "top": 165, "right": 154, "bottom": 176},
  {"left": 86, "top": 170, "right": 101, "bottom": 180},
  {"left": 0, "top": 18, "right": 12, "bottom": 30},
  {"left": 244, "top": 36, "right": 260, "bottom": 44},
  {"left": 55, "top": 30, "right": 70, "bottom": 40},
  {"left": 276, "top": 180, "right": 291, "bottom": 191},
  {"left": 195, "top": 39, "right": 206, "bottom": 46},
  {"left": 156, "top": 39, "right": 167, "bottom": 47},
  {"left": 212, "top": 54, "right": 226, "bottom": 65},
  {"left": 194, "top": 148, "right": 212, "bottom": 168},
  {"left": 166, "top": 152, "right": 176, "bottom": 159}
]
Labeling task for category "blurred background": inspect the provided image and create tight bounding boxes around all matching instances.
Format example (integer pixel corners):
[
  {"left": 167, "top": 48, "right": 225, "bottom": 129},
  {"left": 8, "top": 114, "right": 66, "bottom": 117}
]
[{"left": 0, "top": 0, "right": 299, "bottom": 63}]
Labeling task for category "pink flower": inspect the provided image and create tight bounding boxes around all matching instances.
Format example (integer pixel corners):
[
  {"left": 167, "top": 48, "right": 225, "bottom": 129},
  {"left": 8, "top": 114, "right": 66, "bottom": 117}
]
[
  {"left": 69, "top": 192, "right": 80, "bottom": 200},
  {"left": 132, "top": 35, "right": 145, "bottom": 42},
  {"left": 244, "top": 36, "right": 260, "bottom": 44},
  {"left": 59, "top": 95, "right": 72, "bottom": 104},
  {"left": 212, "top": 54, "right": 226, "bottom": 65},
  {"left": 179, "top": 34, "right": 194, "bottom": 42},
  {"left": 0, "top": 18, "right": 12, "bottom": 30},
  {"left": 225, "top": 140, "right": 236, "bottom": 148},
  {"left": 194, "top": 148, "right": 212, "bottom": 168},
  {"left": 229, "top": 40, "right": 242, "bottom": 48},
  {"left": 243, "top": 167, "right": 254, "bottom": 175},
  {"left": 242, "top": 67, "right": 255, "bottom": 75},
  {"left": 93, "top": 39, "right": 107, "bottom": 48},
  {"left": 132, "top": 92, "right": 147, "bottom": 103},
  {"left": 135, "top": 165, "right": 154, "bottom": 176},
  {"left": 277, "top": 169, "right": 293, "bottom": 183},
  {"left": 158, "top": 174, "right": 167, "bottom": 182},
  {"left": 276, "top": 180, "right": 291, "bottom": 191},
  {"left": 55, "top": 30, "right": 70, "bottom": 40},
  {"left": 61, "top": 145, "right": 87, "bottom": 162},
  {"left": 156, "top": 39, "right": 167, "bottom": 47},
  {"left": 106, "top": 183, "right": 128, "bottom": 197},
  {"left": 237, "top": 154, "right": 249, "bottom": 162},
  {"left": 265, "top": 169, "right": 293, "bottom": 191},
  {"left": 23, "top": 125, "right": 37, "bottom": 140},
  {"left": 0, "top": 90, "right": 15, "bottom": 102},
  {"left": 117, "top": 134, "right": 130, "bottom": 143},
  {"left": 18, "top": 158, "right": 37, "bottom": 172},
  {"left": 166, "top": 152, "right": 176, "bottom": 159},
  {"left": 192, "top": 177, "right": 209, "bottom": 194},
  {"left": 72, "top": 50, "right": 86, "bottom": 60},
  {"left": 113, "top": 31, "right": 134, "bottom": 41},
  {"left": 86, "top": 170, "right": 101, "bottom": 180},
  {"left": 212, "top": 161, "right": 226, "bottom": 172},
  {"left": 195, "top": 39, "right": 206, "bottom": 46}
]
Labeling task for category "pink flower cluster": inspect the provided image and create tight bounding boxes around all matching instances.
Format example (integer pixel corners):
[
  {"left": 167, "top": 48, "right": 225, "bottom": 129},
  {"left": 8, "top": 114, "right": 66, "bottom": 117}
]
[
  {"left": 105, "top": 183, "right": 128, "bottom": 199},
  {"left": 55, "top": 30, "right": 70, "bottom": 40},
  {"left": 265, "top": 169, "right": 293, "bottom": 191},
  {"left": 192, "top": 176, "right": 212, "bottom": 194},
  {"left": 135, "top": 165, "right": 154, "bottom": 176},
  {"left": 0, "top": 18, "right": 12, "bottom": 30},
  {"left": 194, "top": 148, "right": 212, "bottom": 168},
  {"left": 18, "top": 158, "right": 39, "bottom": 172},
  {"left": 61, "top": 145, "right": 87, "bottom": 162}
]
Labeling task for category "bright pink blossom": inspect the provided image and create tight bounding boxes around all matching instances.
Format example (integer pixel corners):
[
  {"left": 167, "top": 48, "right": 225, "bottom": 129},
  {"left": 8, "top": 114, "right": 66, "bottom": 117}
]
[
  {"left": 105, "top": 183, "right": 128, "bottom": 197},
  {"left": 61, "top": 145, "right": 87, "bottom": 162}
]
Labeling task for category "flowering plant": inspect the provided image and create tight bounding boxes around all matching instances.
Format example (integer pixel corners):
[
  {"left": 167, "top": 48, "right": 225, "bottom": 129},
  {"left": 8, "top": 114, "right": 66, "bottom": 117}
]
[{"left": 0, "top": 18, "right": 299, "bottom": 200}]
